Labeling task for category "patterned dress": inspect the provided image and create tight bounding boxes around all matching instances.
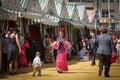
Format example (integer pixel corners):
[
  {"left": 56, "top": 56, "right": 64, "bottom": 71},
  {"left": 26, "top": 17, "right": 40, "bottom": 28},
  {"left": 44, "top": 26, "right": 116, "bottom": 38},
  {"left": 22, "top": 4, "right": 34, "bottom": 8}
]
[
  {"left": 17, "top": 39, "right": 29, "bottom": 68},
  {"left": 44, "top": 38, "right": 55, "bottom": 63},
  {"left": 52, "top": 37, "right": 70, "bottom": 71},
  {"left": 8, "top": 34, "right": 18, "bottom": 62}
]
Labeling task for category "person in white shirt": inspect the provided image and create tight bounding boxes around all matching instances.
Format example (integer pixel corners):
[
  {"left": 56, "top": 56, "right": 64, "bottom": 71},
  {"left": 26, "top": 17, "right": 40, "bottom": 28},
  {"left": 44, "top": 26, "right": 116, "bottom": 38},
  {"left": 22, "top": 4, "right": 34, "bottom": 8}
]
[{"left": 32, "top": 51, "right": 41, "bottom": 76}]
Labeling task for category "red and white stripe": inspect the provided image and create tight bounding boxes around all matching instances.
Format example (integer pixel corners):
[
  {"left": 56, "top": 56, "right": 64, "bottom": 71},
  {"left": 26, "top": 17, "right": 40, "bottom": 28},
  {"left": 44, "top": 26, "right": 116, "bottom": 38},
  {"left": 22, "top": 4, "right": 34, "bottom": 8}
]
[{"left": 86, "top": 10, "right": 95, "bottom": 23}]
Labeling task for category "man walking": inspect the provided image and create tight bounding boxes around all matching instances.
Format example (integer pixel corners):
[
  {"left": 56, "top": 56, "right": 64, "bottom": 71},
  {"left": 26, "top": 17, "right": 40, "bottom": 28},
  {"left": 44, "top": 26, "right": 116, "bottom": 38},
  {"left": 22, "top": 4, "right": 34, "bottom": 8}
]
[
  {"left": 88, "top": 32, "right": 97, "bottom": 66},
  {"left": 97, "top": 28, "right": 116, "bottom": 77}
]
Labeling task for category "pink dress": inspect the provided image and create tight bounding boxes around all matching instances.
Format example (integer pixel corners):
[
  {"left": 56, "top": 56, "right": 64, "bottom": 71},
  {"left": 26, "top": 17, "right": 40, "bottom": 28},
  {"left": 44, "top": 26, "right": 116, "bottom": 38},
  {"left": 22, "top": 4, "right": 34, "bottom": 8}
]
[
  {"left": 52, "top": 37, "right": 70, "bottom": 71},
  {"left": 17, "top": 40, "right": 30, "bottom": 68}
]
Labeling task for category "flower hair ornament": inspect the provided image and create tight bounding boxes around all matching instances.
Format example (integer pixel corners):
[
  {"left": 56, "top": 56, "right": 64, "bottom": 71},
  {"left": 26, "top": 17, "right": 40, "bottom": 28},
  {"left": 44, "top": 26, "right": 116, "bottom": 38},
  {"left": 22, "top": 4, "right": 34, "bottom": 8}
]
[{"left": 59, "top": 27, "right": 64, "bottom": 31}]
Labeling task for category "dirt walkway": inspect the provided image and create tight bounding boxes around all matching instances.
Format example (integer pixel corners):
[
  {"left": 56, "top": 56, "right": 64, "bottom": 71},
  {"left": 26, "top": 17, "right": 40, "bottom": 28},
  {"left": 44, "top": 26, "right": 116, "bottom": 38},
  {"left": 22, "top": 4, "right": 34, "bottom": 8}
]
[{"left": 0, "top": 59, "right": 120, "bottom": 80}]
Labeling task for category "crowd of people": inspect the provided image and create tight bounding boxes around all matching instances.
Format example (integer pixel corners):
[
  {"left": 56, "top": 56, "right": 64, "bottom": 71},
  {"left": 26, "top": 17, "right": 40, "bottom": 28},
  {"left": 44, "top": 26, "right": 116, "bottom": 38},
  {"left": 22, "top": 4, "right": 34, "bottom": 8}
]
[
  {"left": 0, "top": 27, "right": 71, "bottom": 75},
  {"left": 0, "top": 27, "right": 120, "bottom": 78},
  {"left": 0, "top": 27, "right": 34, "bottom": 75}
]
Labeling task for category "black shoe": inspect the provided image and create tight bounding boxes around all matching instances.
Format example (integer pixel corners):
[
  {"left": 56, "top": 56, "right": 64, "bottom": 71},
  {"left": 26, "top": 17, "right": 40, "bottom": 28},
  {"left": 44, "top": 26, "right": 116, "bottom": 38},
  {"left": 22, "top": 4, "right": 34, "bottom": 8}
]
[
  {"left": 14, "top": 72, "right": 17, "bottom": 75},
  {"left": 91, "top": 63, "right": 95, "bottom": 66},
  {"left": 32, "top": 74, "right": 35, "bottom": 77},
  {"left": 10, "top": 72, "right": 14, "bottom": 75},
  {"left": 57, "top": 70, "right": 63, "bottom": 73},
  {"left": 105, "top": 75, "right": 110, "bottom": 77},
  {"left": 98, "top": 70, "right": 102, "bottom": 76}
]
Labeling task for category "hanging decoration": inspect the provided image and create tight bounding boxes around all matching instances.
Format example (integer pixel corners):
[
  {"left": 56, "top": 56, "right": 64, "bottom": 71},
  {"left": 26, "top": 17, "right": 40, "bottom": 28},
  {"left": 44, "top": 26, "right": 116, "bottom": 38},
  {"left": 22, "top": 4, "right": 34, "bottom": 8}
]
[
  {"left": 20, "top": 0, "right": 28, "bottom": 9},
  {"left": 86, "top": 9, "right": 95, "bottom": 23},
  {"left": 54, "top": 0, "right": 63, "bottom": 16},
  {"left": 60, "top": 0, "right": 69, "bottom": 19},
  {"left": 72, "top": 5, "right": 79, "bottom": 21},
  {"left": 77, "top": 5, "right": 85, "bottom": 21},
  {"left": 0, "top": 0, "right": 94, "bottom": 27},
  {"left": 39, "top": 0, "right": 49, "bottom": 12},
  {"left": 66, "top": 2, "right": 75, "bottom": 19}
]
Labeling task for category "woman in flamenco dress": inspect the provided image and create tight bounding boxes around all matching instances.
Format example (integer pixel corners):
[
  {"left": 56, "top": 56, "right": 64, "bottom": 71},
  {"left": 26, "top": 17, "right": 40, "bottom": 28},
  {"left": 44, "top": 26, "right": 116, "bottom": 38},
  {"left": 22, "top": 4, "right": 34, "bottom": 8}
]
[{"left": 52, "top": 28, "right": 70, "bottom": 73}]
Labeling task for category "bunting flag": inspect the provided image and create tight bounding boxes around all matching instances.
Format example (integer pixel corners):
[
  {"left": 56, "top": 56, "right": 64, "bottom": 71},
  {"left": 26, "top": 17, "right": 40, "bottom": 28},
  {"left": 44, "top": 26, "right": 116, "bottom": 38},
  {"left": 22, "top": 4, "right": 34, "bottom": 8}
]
[
  {"left": 20, "top": 0, "right": 28, "bottom": 9},
  {"left": 0, "top": 0, "right": 92, "bottom": 26},
  {"left": 39, "top": 0, "right": 49, "bottom": 12},
  {"left": 54, "top": 0, "right": 63, "bottom": 16},
  {"left": 86, "top": 9, "right": 95, "bottom": 23},
  {"left": 72, "top": 5, "right": 79, "bottom": 21},
  {"left": 60, "top": 1, "right": 69, "bottom": 18},
  {"left": 47, "top": 0, "right": 57, "bottom": 16},
  {"left": 66, "top": 2, "right": 75, "bottom": 19},
  {"left": 77, "top": 5, "right": 85, "bottom": 21}
]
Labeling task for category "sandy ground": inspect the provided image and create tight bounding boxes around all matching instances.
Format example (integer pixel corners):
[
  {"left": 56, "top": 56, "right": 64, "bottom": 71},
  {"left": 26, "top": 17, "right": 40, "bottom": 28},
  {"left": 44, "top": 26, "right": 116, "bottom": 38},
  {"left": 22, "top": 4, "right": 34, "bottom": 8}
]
[{"left": 0, "top": 56, "right": 120, "bottom": 80}]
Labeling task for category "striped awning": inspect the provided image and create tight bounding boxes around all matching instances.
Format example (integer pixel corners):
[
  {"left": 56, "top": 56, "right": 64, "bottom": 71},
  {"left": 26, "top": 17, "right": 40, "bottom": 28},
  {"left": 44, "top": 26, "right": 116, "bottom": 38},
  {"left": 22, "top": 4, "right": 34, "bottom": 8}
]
[{"left": 41, "top": 16, "right": 58, "bottom": 26}]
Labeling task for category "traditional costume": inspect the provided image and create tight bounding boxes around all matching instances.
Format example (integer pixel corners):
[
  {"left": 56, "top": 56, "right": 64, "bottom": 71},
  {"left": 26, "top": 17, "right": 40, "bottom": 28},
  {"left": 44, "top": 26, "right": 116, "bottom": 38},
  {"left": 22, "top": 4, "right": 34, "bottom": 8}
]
[{"left": 52, "top": 28, "right": 70, "bottom": 73}]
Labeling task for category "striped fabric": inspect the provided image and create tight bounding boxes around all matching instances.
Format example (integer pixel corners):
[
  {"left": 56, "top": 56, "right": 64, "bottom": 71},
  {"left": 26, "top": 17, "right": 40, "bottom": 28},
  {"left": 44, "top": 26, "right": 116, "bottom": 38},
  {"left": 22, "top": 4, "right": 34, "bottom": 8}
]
[
  {"left": 86, "top": 9, "right": 95, "bottom": 23},
  {"left": 77, "top": 5, "right": 86, "bottom": 21},
  {"left": 60, "top": 1, "right": 69, "bottom": 18},
  {"left": 66, "top": 2, "right": 75, "bottom": 19},
  {"left": 54, "top": 0, "right": 63, "bottom": 16},
  {"left": 39, "top": 0, "right": 49, "bottom": 11},
  {"left": 20, "top": 0, "right": 28, "bottom": 9}
]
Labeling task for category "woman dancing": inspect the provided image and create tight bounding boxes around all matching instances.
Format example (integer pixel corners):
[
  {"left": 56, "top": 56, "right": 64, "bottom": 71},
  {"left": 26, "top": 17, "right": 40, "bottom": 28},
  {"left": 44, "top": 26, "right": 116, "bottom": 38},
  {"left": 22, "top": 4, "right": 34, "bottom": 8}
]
[{"left": 52, "top": 28, "right": 70, "bottom": 73}]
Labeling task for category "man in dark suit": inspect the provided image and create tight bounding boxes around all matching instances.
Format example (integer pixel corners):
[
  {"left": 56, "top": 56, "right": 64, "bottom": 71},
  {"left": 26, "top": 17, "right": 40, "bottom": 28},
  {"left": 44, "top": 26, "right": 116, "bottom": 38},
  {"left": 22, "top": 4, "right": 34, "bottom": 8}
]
[
  {"left": 97, "top": 28, "right": 116, "bottom": 77},
  {"left": 88, "top": 32, "right": 97, "bottom": 66}
]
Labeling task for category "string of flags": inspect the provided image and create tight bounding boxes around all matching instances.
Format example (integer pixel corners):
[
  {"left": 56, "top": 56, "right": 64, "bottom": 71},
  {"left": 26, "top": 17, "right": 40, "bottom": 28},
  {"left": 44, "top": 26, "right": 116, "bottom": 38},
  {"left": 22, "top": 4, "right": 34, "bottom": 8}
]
[{"left": 0, "top": 0, "right": 96, "bottom": 26}]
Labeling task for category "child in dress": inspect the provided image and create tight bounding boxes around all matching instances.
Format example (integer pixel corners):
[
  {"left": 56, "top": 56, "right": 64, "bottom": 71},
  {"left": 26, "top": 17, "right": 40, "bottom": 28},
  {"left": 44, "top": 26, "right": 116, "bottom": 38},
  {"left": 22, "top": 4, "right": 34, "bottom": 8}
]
[{"left": 32, "top": 52, "right": 42, "bottom": 76}]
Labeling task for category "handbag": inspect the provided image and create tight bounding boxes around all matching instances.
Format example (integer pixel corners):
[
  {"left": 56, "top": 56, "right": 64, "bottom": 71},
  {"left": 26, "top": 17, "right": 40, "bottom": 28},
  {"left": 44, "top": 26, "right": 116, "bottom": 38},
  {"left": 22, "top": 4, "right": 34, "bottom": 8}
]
[
  {"left": 103, "top": 51, "right": 117, "bottom": 65},
  {"left": 110, "top": 51, "right": 117, "bottom": 64}
]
